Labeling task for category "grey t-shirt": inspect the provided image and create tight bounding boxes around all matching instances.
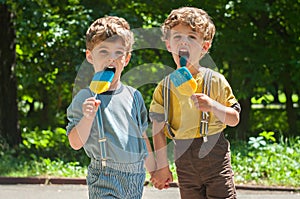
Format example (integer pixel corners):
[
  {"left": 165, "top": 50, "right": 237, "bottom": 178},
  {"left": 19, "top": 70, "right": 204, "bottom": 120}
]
[{"left": 66, "top": 84, "right": 148, "bottom": 164}]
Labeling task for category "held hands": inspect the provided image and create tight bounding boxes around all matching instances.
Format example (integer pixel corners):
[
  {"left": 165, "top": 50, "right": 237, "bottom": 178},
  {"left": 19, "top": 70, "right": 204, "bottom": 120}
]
[
  {"left": 191, "top": 93, "right": 213, "bottom": 112},
  {"left": 82, "top": 97, "right": 101, "bottom": 120},
  {"left": 150, "top": 166, "right": 173, "bottom": 190}
]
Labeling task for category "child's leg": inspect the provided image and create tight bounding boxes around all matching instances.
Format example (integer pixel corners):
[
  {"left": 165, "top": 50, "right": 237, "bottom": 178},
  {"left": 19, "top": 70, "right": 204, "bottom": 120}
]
[
  {"left": 174, "top": 138, "right": 206, "bottom": 199},
  {"left": 199, "top": 132, "right": 237, "bottom": 199},
  {"left": 87, "top": 160, "right": 145, "bottom": 199},
  {"left": 175, "top": 133, "right": 236, "bottom": 199}
]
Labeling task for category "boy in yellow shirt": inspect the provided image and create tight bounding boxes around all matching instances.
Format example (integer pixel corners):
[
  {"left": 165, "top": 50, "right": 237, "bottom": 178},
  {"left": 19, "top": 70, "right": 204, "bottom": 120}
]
[{"left": 149, "top": 7, "right": 241, "bottom": 199}]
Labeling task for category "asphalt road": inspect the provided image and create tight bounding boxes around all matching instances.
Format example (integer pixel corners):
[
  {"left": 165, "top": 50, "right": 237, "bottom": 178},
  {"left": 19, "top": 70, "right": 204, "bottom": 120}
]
[{"left": 0, "top": 184, "right": 299, "bottom": 199}]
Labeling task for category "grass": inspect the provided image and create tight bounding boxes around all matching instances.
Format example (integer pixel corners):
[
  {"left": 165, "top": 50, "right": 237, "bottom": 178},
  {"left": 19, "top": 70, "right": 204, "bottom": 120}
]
[
  {"left": 231, "top": 133, "right": 300, "bottom": 187},
  {"left": 0, "top": 158, "right": 86, "bottom": 178},
  {"left": 0, "top": 134, "right": 299, "bottom": 188}
]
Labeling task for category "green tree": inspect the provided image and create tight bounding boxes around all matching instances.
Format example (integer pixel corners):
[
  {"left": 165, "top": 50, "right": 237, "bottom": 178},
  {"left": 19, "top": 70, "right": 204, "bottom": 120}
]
[
  {"left": 1, "top": 0, "right": 299, "bottom": 147},
  {"left": 0, "top": 2, "right": 20, "bottom": 146},
  {"left": 13, "top": 0, "right": 92, "bottom": 130},
  {"left": 212, "top": 0, "right": 300, "bottom": 138}
]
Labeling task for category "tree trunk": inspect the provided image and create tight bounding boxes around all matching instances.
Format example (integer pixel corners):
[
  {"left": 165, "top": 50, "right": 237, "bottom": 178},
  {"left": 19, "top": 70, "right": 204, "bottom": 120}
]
[
  {"left": 283, "top": 80, "right": 297, "bottom": 137},
  {"left": 235, "top": 97, "right": 251, "bottom": 140},
  {"left": 0, "top": 4, "right": 21, "bottom": 146},
  {"left": 272, "top": 83, "right": 280, "bottom": 104},
  {"left": 297, "top": 90, "right": 300, "bottom": 110},
  {"left": 280, "top": 66, "right": 298, "bottom": 137}
]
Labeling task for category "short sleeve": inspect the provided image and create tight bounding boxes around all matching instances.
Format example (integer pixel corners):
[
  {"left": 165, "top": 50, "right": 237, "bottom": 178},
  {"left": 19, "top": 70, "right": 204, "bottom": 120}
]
[
  {"left": 135, "top": 90, "right": 149, "bottom": 133},
  {"left": 149, "top": 81, "right": 165, "bottom": 122},
  {"left": 217, "top": 74, "right": 239, "bottom": 107},
  {"left": 66, "top": 89, "right": 92, "bottom": 135}
]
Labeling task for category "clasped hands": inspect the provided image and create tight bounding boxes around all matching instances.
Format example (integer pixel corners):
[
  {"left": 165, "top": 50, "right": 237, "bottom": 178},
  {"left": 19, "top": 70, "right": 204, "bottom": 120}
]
[{"left": 150, "top": 166, "right": 173, "bottom": 190}]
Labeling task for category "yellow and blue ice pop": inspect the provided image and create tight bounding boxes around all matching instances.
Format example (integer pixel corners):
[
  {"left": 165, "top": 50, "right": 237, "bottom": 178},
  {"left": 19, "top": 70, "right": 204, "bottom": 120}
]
[
  {"left": 90, "top": 67, "right": 115, "bottom": 94},
  {"left": 170, "top": 56, "right": 197, "bottom": 96}
]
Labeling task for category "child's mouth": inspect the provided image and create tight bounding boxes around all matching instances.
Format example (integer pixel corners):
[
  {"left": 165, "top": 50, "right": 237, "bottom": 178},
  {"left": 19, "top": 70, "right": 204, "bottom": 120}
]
[
  {"left": 105, "top": 66, "right": 116, "bottom": 73},
  {"left": 178, "top": 49, "right": 190, "bottom": 59},
  {"left": 179, "top": 50, "right": 189, "bottom": 67}
]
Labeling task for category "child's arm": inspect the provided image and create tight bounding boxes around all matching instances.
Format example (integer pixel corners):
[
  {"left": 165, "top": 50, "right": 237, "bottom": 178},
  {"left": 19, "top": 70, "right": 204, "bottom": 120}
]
[
  {"left": 150, "top": 120, "right": 173, "bottom": 189},
  {"left": 142, "top": 132, "right": 156, "bottom": 175},
  {"left": 68, "top": 97, "right": 100, "bottom": 150},
  {"left": 191, "top": 93, "right": 240, "bottom": 126}
]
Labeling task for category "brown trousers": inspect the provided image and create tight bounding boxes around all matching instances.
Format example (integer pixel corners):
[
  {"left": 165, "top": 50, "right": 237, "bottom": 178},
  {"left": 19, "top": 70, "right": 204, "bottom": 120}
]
[{"left": 174, "top": 132, "right": 236, "bottom": 199}]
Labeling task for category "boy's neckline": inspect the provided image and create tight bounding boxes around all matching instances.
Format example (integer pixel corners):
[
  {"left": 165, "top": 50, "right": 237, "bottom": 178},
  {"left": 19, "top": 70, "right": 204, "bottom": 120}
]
[
  {"left": 108, "top": 81, "right": 121, "bottom": 91},
  {"left": 100, "top": 83, "right": 124, "bottom": 95}
]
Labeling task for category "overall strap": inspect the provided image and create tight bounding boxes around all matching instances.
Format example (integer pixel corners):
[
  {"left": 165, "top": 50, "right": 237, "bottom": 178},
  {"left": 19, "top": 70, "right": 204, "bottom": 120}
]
[
  {"left": 200, "top": 68, "right": 213, "bottom": 142},
  {"left": 97, "top": 86, "right": 144, "bottom": 167},
  {"left": 163, "top": 76, "right": 176, "bottom": 144},
  {"left": 87, "top": 88, "right": 107, "bottom": 167},
  {"left": 95, "top": 104, "right": 107, "bottom": 167}
]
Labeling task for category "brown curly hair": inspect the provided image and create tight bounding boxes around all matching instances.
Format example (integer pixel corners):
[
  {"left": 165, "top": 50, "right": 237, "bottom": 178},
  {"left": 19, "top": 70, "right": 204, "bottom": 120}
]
[
  {"left": 161, "top": 7, "right": 215, "bottom": 44},
  {"left": 86, "top": 16, "right": 134, "bottom": 52}
]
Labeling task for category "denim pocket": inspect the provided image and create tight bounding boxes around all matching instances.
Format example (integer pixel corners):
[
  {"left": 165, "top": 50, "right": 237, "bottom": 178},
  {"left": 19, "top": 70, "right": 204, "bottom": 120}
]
[{"left": 87, "top": 165, "right": 101, "bottom": 186}]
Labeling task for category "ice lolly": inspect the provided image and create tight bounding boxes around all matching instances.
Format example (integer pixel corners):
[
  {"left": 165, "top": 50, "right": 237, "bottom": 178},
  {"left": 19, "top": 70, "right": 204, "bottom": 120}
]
[
  {"left": 89, "top": 67, "right": 115, "bottom": 94},
  {"left": 169, "top": 56, "right": 197, "bottom": 96}
]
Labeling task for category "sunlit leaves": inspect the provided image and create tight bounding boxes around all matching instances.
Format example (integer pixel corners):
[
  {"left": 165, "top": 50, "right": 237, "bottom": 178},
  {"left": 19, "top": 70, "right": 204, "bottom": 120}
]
[
  {"left": 10, "top": 0, "right": 92, "bottom": 129},
  {"left": 232, "top": 134, "right": 300, "bottom": 186}
]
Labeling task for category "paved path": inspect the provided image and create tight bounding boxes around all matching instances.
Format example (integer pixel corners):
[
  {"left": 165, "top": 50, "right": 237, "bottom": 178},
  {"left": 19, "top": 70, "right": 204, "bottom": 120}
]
[{"left": 0, "top": 184, "right": 299, "bottom": 199}]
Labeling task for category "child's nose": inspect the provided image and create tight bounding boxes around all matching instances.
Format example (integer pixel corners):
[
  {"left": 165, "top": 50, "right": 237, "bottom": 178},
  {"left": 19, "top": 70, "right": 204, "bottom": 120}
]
[
  {"left": 180, "top": 36, "right": 189, "bottom": 45},
  {"left": 108, "top": 53, "right": 118, "bottom": 61}
]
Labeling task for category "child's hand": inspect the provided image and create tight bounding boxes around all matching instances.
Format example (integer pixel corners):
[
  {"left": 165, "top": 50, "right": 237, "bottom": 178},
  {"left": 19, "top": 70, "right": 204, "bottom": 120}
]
[
  {"left": 82, "top": 97, "right": 101, "bottom": 120},
  {"left": 191, "top": 93, "right": 213, "bottom": 112},
  {"left": 150, "top": 167, "right": 173, "bottom": 190}
]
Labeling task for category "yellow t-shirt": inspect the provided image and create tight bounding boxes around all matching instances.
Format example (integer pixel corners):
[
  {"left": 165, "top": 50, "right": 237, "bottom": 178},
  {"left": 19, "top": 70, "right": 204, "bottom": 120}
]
[{"left": 149, "top": 68, "right": 239, "bottom": 139}]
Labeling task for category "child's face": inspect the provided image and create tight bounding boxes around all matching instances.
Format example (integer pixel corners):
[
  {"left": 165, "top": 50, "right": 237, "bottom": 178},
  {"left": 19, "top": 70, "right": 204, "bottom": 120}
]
[
  {"left": 86, "top": 38, "right": 130, "bottom": 88},
  {"left": 166, "top": 24, "right": 209, "bottom": 74}
]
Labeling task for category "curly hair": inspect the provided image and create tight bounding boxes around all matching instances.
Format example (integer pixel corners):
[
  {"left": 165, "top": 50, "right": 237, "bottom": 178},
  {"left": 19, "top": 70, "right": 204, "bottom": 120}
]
[
  {"left": 161, "top": 7, "right": 215, "bottom": 44},
  {"left": 86, "top": 16, "right": 134, "bottom": 52}
]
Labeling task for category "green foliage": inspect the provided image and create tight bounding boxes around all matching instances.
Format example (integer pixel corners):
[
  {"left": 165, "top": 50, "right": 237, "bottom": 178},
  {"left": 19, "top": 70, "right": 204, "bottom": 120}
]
[
  {"left": 2, "top": 131, "right": 299, "bottom": 187},
  {"left": 232, "top": 133, "right": 300, "bottom": 187},
  {"left": 248, "top": 136, "right": 267, "bottom": 150},
  {"left": 0, "top": 127, "right": 88, "bottom": 177},
  {"left": 12, "top": 0, "right": 93, "bottom": 130},
  {"left": 259, "top": 131, "right": 276, "bottom": 142},
  {"left": 20, "top": 127, "right": 89, "bottom": 163},
  {"left": 250, "top": 108, "right": 290, "bottom": 137},
  {"left": 22, "top": 127, "right": 67, "bottom": 150},
  {"left": 248, "top": 131, "right": 276, "bottom": 149},
  {"left": 0, "top": 156, "right": 87, "bottom": 178},
  {"left": 3, "top": 0, "right": 298, "bottom": 140}
]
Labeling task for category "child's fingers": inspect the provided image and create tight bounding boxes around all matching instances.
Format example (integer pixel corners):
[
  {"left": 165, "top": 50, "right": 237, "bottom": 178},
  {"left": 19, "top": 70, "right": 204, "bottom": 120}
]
[
  {"left": 86, "top": 96, "right": 97, "bottom": 101},
  {"left": 95, "top": 99, "right": 101, "bottom": 107},
  {"left": 191, "top": 94, "right": 200, "bottom": 108},
  {"left": 191, "top": 94, "right": 198, "bottom": 103},
  {"left": 164, "top": 178, "right": 171, "bottom": 189},
  {"left": 82, "top": 98, "right": 101, "bottom": 119},
  {"left": 84, "top": 97, "right": 101, "bottom": 107}
]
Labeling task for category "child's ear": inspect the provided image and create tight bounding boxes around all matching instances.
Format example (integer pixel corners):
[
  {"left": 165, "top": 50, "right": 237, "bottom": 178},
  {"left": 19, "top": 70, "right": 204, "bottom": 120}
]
[
  {"left": 124, "top": 53, "right": 131, "bottom": 66},
  {"left": 86, "top": 49, "right": 93, "bottom": 64},
  {"left": 202, "top": 41, "right": 211, "bottom": 52},
  {"left": 165, "top": 40, "right": 172, "bottom": 52}
]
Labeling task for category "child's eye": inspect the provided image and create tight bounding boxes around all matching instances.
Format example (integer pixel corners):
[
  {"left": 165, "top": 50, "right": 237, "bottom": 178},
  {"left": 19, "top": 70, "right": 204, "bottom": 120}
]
[
  {"left": 188, "top": 35, "right": 197, "bottom": 40},
  {"left": 173, "top": 35, "right": 181, "bottom": 40},
  {"left": 99, "top": 50, "right": 109, "bottom": 55},
  {"left": 116, "top": 51, "right": 125, "bottom": 56}
]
